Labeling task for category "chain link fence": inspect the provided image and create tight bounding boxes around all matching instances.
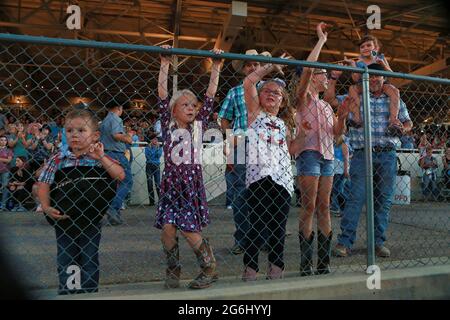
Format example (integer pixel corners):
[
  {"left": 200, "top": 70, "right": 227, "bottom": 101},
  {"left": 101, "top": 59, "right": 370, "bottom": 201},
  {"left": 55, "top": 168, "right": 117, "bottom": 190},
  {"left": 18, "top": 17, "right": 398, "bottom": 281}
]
[{"left": 0, "top": 34, "right": 449, "bottom": 294}]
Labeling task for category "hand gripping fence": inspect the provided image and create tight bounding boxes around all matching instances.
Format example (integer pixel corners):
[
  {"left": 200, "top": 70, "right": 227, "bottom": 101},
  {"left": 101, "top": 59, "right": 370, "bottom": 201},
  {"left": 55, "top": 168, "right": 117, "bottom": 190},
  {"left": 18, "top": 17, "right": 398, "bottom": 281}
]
[{"left": 0, "top": 33, "right": 449, "bottom": 293}]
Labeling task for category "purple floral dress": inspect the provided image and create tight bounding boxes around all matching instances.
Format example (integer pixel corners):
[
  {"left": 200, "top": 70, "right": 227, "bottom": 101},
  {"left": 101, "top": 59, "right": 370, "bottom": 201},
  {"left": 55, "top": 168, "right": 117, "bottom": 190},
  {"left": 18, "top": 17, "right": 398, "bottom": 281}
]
[{"left": 154, "top": 95, "right": 214, "bottom": 232}]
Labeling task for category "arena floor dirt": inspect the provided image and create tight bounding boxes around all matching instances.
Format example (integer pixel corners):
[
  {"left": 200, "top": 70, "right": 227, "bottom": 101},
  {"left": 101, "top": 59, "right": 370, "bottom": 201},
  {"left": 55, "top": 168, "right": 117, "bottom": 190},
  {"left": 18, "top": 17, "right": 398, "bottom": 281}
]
[{"left": 0, "top": 196, "right": 448, "bottom": 294}]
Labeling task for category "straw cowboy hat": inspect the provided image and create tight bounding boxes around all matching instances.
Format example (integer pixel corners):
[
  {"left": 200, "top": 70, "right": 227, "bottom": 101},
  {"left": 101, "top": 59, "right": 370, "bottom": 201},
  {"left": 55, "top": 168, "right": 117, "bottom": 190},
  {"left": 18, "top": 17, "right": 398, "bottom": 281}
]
[{"left": 232, "top": 49, "right": 272, "bottom": 74}]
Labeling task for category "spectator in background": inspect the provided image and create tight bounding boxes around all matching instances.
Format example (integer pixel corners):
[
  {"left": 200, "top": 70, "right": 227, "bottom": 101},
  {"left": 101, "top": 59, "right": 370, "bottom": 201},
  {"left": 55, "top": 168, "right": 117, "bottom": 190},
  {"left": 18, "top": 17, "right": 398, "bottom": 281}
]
[
  {"left": 208, "top": 112, "right": 221, "bottom": 130},
  {"left": 438, "top": 131, "right": 448, "bottom": 149},
  {"left": 418, "top": 132, "right": 430, "bottom": 158},
  {"left": 99, "top": 99, "right": 133, "bottom": 226},
  {"left": 153, "top": 117, "right": 162, "bottom": 142},
  {"left": 144, "top": 136, "right": 162, "bottom": 206},
  {"left": 0, "top": 111, "right": 8, "bottom": 134},
  {"left": 8, "top": 122, "right": 30, "bottom": 162},
  {"left": 28, "top": 125, "right": 54, "bottom": 174},
  {"left": 46, "top": 116, "right": 59, "bottom": 141},
  {"left": 400, "top": 130, "right": 415, "bottom": 149},
  {"left": 8, "top": 156, "right": 32, "bottom": 212},
  {"left": 419, "top": 145, "right": 439, "bottom": 201},
  {"left": 0, "top": 136, "right": 13, "bottom": 210},
  {"left": 442, "top": 146, "right": 450, "bottom": 190},
  {"left": 330, "top": 135, "right": 350, "bottom": 218}
]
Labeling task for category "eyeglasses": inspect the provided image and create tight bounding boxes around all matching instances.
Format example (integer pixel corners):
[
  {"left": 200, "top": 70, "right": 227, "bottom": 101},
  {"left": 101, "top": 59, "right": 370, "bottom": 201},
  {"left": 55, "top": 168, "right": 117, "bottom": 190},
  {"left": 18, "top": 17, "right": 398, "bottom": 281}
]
[
  {"left": 257, "top": 77, "right": 287, "bottom": 90},
  {"left": 313, "top": 70, "right": 328, "bottom": 76},
  {"left": 260, "top": 88, "right": 283, "bottom": 97}
]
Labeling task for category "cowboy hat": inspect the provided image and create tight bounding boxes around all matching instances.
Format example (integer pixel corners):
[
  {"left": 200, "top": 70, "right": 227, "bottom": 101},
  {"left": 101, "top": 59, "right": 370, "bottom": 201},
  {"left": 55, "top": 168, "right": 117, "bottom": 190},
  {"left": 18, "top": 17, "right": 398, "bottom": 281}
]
[{"left": 232, "top": 49, "right": 272, "bottom": 74}]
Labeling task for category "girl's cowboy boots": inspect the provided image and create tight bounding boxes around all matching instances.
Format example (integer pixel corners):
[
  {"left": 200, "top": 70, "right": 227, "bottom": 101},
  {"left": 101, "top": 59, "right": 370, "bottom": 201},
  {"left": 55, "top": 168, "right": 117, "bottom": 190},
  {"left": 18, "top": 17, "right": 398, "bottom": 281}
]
[
  {"left": 188, "top": 238, "right": 219, "bottom": 289},
  {"left": 299, "top": 231, "right": 315, "bottom": 277},
  {"left": 316, "top": 231, "right": 332, "bottom": 275},
  {"left": 163, "top": 237, "right": 181, "bottom": 288}
]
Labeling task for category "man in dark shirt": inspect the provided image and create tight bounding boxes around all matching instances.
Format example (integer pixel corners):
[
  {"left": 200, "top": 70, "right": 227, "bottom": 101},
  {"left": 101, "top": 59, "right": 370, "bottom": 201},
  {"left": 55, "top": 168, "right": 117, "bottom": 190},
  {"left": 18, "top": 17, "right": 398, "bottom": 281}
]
[{"left": 100, "top": 100, "right": 133, "bottom": 225}]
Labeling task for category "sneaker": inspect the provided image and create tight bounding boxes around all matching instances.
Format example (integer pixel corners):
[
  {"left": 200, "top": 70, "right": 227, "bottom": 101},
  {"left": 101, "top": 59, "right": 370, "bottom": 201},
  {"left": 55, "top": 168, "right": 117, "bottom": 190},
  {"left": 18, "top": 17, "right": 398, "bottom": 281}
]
[
  {"left": 242, "top": 267, "right": 257, "bottom": 281},
  {"left": 230, "top": 244, "right": 244, "bottom": 255},
  {"left": 334, "top": 243, "right": 349, "bottom": 257},
  {"left": 226, "top": 205, "right": 232, "bottom": 210},
  {"left": 375, "top": 245, "right": 391, "bottom": 258}
]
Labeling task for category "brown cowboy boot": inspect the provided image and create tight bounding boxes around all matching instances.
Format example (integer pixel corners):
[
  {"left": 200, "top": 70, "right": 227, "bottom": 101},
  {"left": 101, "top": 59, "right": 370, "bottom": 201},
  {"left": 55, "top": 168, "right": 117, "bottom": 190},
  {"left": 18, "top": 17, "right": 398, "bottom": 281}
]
[
  {"left": 188, "top": 238, "right": 219, "bottom": 289},
  {"left": 163, "top": 237, "right": 181, "bottom": 288}
]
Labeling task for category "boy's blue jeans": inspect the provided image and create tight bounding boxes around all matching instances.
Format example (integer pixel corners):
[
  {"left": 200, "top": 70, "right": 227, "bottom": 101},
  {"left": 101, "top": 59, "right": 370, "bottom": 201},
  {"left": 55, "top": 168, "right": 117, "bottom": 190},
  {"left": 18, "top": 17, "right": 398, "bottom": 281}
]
[
  {"left": 0, "top": 171, "right": 10, "bottom": 208},
  {"left": 55, "top": 223, "right": 101, "bottom": 295},
  {"left": 337, "top": 150, "right": 397, "bottom": 249}
]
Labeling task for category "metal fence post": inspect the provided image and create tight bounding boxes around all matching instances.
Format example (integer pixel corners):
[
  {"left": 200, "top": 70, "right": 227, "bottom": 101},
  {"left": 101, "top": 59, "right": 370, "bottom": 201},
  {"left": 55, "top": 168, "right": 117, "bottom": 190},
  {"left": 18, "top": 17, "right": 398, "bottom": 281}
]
[{"left": 362, "top": 67, "right": 376, "bottom": 269}]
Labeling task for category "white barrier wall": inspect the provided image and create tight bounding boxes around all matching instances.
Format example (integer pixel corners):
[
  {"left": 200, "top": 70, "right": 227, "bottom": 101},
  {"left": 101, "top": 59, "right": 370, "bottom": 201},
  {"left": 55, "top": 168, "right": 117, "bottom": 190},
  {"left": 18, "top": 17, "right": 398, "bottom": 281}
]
[
  {"left": 130, "top": 146, "right": 446, "bottom": 205},
  {"left": 129, "top": 143, "right": 226, "bottom": 205}
]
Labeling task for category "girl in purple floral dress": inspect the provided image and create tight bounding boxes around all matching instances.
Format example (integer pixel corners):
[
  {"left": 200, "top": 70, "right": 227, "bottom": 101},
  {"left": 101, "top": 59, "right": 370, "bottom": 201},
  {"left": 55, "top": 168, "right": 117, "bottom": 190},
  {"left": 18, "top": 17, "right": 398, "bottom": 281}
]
[{"left": 155, "top": 45, "right": 223, "bottom": 289}]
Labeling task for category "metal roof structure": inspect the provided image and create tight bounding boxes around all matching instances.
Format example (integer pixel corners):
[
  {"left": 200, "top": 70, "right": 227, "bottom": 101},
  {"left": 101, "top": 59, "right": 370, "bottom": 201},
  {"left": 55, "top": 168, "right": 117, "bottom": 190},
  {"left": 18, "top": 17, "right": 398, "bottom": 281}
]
[{"left": 0, "top": 0, "right": 449, "bottom": 74}]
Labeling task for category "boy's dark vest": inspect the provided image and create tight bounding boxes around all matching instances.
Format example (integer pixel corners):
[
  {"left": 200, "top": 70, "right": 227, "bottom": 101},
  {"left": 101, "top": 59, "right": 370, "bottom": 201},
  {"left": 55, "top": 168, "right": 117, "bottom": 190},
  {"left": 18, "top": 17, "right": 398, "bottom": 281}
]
[{"left": 45, "top": 165, "right": 116, "bottom": 235}]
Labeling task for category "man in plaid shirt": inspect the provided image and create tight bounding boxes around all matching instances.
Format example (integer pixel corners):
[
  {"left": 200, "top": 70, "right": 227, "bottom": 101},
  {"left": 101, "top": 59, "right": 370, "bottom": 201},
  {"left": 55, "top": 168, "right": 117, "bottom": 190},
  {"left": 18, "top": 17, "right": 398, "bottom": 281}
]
[{"left": 335, "top": 63, "right": 413, "bottom": 258}]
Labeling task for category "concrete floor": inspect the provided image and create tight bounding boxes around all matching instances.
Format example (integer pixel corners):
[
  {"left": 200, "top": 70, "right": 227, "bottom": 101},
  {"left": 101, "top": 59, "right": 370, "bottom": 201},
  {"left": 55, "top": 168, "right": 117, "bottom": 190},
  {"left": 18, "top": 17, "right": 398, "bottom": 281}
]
[{"left": 0, "top": 198, "right": 448, "bottom": 294}]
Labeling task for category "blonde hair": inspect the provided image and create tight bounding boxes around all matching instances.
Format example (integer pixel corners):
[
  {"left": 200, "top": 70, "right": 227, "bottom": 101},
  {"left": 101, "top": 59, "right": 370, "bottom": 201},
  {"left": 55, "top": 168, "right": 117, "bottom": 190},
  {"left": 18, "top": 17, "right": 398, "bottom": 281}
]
[
  {"left": 168, "top": 89, "right": 201, "bottom": 147},
  {"left": 65, "top": 109, "right": 99, "bottom": 130},
  {"left": 169, "top": 89, "right": 198, "bottom": 118}
]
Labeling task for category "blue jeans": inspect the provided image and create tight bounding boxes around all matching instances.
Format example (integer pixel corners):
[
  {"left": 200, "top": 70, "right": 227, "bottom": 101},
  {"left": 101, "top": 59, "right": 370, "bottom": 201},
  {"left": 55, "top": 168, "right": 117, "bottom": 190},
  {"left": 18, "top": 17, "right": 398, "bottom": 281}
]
[
  {"left": 421, "top": 171, "right": 439, "bottom": 199},
  {"left": 106, "top": 151, "right": 133, "bottom": 213},
  {"left": 229, "top": 163, "right": 250, "bottom": 248},
  {"left": 146, "top": 163, "right": 161, "bottom": 204},
  {"left": 55, "top": 223, "right": 101, "bottom": 294},
  {"left": 296, "top": 150, "right": 334, "bottom": 177},
  {"left": 0, "top": 172, "right": 10, "bottom": 208},
  {"left": 225, "top": 167, "right": 233, "bottom": 207},
  {"left": 337, "top": 150, "right": 397, "bottom": 249},
  {"left": 330, "top": 174, "right": 346, "bottom": 212}
]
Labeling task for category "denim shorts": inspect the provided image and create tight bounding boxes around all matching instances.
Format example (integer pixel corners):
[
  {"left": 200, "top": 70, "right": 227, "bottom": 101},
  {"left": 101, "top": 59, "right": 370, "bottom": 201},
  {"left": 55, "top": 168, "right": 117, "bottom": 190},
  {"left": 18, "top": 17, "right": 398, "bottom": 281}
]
[{"left": 296, "top": 150, "right": 334, "bottom": 177}]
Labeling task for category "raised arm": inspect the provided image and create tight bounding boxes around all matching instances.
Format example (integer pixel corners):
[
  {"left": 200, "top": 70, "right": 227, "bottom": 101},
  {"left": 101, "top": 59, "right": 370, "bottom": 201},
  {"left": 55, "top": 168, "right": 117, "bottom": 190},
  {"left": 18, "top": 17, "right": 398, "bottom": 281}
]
[
  {"left": 243, "top": 54, "right": 288, "bottom": 125},
  {"left": 206, "top": 49, "right": 224, "bottom": 98},
  {"left": 158, "top": 45, "right": 172, "bottom": 100},
  {"left": 296, "top": 22, "right": 328, "bottom": 109}
]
